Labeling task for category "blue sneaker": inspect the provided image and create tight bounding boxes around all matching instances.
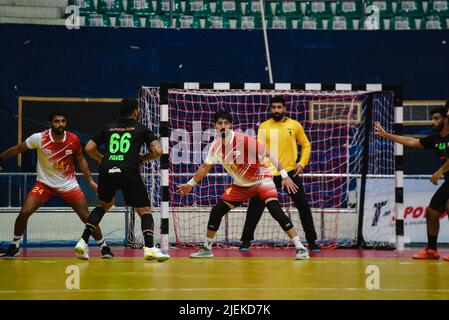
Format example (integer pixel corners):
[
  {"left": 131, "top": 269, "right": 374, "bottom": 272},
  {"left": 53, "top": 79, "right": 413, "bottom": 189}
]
[
  {"left": 239, "top": 241, "right": 251, "bottom": 251},
  {"left": 309, "top": 244, "right": 321, "bottom": 252}
]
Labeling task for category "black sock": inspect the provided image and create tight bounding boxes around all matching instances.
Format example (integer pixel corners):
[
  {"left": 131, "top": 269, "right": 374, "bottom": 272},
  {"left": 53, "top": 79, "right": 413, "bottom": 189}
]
[
  {"left": 141, "top": 214, "right": 154, "bottom": 248},
  {"left": 82, "top": 225, "right": 95, "bottom": 243},
  {"left": 81, "top": 207, "right": 106, "bottom": 243},
  {"left": 428, "top": 234, "right": 438, "bottom": 250}
]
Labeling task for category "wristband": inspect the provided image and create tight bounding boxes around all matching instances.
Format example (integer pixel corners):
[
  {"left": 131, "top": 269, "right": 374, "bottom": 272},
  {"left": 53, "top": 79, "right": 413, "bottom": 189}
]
[
  {"left": 280, "top": 169, "right": 288, "bottom": 179},
  {"left": 187, "top": 178, "right": 197, "bottom": 187}
]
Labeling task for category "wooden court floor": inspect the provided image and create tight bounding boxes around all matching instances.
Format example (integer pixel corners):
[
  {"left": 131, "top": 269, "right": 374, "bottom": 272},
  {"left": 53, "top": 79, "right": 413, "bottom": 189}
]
[{"left": 0, "top": 248, "right": 448, "bottom": 300}]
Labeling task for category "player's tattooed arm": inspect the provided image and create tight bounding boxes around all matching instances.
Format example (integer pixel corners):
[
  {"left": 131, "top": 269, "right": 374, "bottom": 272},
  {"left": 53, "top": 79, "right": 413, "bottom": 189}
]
[
  {"left": 177, "top": 163, "right": 213, "bottom": 195},
  {"left": 85, "top": 140, "right": 104, "bottom": 164}
]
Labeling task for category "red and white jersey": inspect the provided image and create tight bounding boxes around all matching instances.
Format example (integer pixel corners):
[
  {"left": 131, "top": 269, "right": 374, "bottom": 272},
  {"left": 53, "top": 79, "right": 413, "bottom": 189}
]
[
  {"left": 205, "top": 131, "right": 272, "bottom": 187},
  {"left": 25, "top": 129, "right": 82, "bottom": 192}
]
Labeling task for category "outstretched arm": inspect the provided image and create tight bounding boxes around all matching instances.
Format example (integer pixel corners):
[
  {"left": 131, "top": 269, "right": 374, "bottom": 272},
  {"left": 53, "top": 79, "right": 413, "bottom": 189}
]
[
  {"left": 0, "top": 142, "right": 29, "bottom": 171},
  {"left": 77, "top": 154, "right": 98, "bottom": 192},
  {"left": 85, "top": 140, "right": 104, "bottom": 164},
  {"left": 177, "top": 163, "right": 213, "bottom": 196},
  {"left": 375, "top": 122, "right": 424, "bottom": 149}
]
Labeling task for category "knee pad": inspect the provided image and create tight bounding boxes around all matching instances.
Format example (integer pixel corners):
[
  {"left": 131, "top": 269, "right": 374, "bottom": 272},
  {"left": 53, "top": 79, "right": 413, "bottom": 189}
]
[
  {"left": 207, "top": 200, "right": 232, "bottom": 232},
  {"left": 266, "top": 200, "right": 294, "bottom": 231}
]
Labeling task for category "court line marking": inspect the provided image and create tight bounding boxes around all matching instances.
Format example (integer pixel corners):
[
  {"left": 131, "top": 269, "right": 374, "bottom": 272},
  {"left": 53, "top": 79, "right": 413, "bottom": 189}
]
[{"left": 1, "top": 287, "right": 449, "bottom": 294}]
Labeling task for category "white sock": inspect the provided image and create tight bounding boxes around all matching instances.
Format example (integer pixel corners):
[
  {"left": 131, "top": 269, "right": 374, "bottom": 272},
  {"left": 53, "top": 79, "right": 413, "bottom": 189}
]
[
  {"left": 292, "top": 236, "right": 306, "bottom": 250},
  {"left": 96, "top": 238, "right": 107, "bottom": 248},
  {"left": 13, "top": 235, "right": 22, "bottom": 248},
  {"left": 204, "top": 237, "right": 214, "bottom": 250}
]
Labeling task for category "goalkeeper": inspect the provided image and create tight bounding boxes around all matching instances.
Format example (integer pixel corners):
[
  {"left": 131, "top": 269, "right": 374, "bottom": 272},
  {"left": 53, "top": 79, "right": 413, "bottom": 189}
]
[{"left": 240, "top": 96, "right": 320, "bottom": 251}]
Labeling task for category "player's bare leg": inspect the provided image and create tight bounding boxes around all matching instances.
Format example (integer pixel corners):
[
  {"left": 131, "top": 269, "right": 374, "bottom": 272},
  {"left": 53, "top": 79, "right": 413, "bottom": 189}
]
[
  {"left": 264, "top": 197, "right": 310, "bottom": 260},
  {"left": 69, "top": 197, "right": 114, "bottom": 259},
  {"left": 413, "top": 207, "right": 441, "bottom": 259},
  {"left": 75, "top": 198, "right": 114, "bottom": 260},
  {"left": 4, "top": 196, "right": 46, "bottom": 259},
  {"left": 136, "top": 207, "right": 169, "bottom": 262},
  {"left": 190, "top": 200, "right": 234, "bottom": 258}
]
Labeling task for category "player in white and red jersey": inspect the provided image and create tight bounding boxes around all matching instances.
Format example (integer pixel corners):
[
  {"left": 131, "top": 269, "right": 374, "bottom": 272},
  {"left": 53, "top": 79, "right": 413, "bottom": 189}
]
[
  {"left": 178, "top": 110, "right": 310, "bottom": 259},
  {"left": 0, "top": 111, "right": 113, "bottom": 259}
]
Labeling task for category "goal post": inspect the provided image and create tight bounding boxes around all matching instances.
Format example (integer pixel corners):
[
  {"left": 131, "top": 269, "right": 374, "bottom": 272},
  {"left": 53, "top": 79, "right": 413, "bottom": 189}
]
[{"left": 132, "top": 83, "right": 402, "bottom": 250}]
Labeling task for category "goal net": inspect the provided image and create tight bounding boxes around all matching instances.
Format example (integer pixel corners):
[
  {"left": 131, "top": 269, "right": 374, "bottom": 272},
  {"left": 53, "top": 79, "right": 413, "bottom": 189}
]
[{"left": 132, "top": 86, "right": 396, "bottom": 248}]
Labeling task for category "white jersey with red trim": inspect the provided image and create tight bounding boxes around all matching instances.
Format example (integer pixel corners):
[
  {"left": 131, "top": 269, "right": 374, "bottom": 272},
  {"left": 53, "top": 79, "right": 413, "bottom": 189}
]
[
  {"left": 205, "top": 131, "right": 272, "bottom": 187},
  {"left": 25, "top": 129, "right": 82, "bottom": 192}
]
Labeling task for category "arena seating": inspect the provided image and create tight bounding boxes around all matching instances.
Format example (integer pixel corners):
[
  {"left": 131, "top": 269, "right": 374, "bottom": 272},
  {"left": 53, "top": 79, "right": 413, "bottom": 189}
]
[{"left": 0, "top": 0, "right": 448, "bottom": 30}]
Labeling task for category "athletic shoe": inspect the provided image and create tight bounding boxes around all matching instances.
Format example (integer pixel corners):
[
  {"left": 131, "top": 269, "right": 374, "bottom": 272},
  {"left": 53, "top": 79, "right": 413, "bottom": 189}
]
[
  {"left": 442, "top": 254, "right": 449, "bottom": 262},
  {"left": 0, "top": 248, "right": 6, "bottom": 257},
  {"left": 143, "top": 246, "right": 170, "bottom": 262},
  {"left": 3, "top": 244, "right": 19, "bottom": 260},
  {"left": 74, "top": 238, "right": 89, "bottom": 260},
  {"left": 412, "top": 247, "right": 439, "bottom": 260},
  {"left": 295, "top": 248, "right": 310, "bottom": 260},
  {"left": 239, "top": 241, "right": 251, "bottom": 251},
  {"left": 101, "top": 246, "right": 114, "bottom": 259},
  {"left": 190, "top": 246, "right": 213, "bottom": 258},
  {"left": 308, "top": 244, "right": 322, "bottom": 252}
]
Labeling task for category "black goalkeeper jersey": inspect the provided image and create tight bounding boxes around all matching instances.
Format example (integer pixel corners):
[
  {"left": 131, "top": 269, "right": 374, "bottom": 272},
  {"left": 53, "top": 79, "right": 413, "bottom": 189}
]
[
  {"left": 92, "top": 118, "right": 157, "bottom": 173},
  {"left": 419, "top": 133, "right": 449, "bottom": 182}
]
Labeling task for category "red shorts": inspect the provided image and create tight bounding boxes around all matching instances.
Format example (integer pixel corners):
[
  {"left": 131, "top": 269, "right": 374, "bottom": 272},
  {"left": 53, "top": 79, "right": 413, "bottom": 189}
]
[
  {"left": 221, "top": 179, "right": 278, "bottom": 204},
  {"left": 28, "top": 181, "right": 85, "bottom": 204}
]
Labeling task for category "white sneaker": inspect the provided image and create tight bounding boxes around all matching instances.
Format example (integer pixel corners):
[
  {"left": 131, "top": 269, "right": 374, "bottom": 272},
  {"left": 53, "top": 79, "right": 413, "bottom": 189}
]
[
  {"left": 190, "top": 246, "right": 213, "bottom": 259},
  {"left": 74, "top": 238, "right": 89, "bottom": 260},
  {"left": 143, "top": 246, "right": 170, "bottom": 262},
  {"left": 295, "top": 248, "right": 310, "bottom": 260}
]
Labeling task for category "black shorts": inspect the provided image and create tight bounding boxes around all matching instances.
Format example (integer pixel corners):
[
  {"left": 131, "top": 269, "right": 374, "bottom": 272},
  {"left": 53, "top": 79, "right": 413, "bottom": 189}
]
[
  {"left": 98, "top": 170, "right": 151, "bottom": 208},
  {"left": 429, "top": 181, "right": 449, "bottom": 213}
]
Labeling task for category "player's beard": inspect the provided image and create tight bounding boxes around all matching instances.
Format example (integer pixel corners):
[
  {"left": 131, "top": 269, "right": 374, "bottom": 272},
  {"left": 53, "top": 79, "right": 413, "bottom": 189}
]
[
  {"left": 432, "top": 122, "right": 444, "bottom": 132},
  {"left": 272, "top": 112, "right": 284, "bottom": 122},
  {"left": 52, "top": 126, "right": 66, "bottom": 135}
]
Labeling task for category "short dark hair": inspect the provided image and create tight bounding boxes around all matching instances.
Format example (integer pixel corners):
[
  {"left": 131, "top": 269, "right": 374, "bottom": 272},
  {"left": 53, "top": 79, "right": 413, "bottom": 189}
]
[
  {"left": 270, "top": 95, "right": 286, "bottom": 107},
  {"left": 48, "top": 110, "right": 67, "bottom": 122},
  {"left": 213, "top": 110, "right": 232, "bottom": 124},
  {"left": 430, "top": 107, "right": 448, "bottom": 118},
  {"left": 446, "top": 100, "right": 449, "bottom": 109},
  {"left": 119, "top": 98, "right": 138, "bottom": 117}
]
